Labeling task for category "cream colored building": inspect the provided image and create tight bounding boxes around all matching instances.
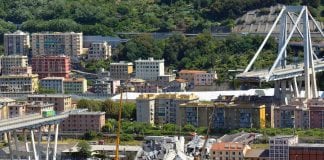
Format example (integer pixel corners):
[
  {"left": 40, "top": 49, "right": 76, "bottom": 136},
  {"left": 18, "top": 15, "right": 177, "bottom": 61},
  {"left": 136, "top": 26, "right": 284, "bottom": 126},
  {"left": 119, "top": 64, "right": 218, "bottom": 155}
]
[
  {"left": 63, "top": 78, "right": 87, "bottom": 94},
  {"left": 0, "top": 97, "right": 16, "bottom": 119},
  {"left": 136, "top": 93, "right": 199, "bottom": 124},
  {"left": 1, "top": 55, "right": 28, "bottom": 75},
  {"left": 31, "top": 32, "right": 83, "bottom": 57},
  {"left": 4, "top": 30, "right": 30, "bottom": 56},
  {"left": 110, "top": 61, "right": 133, "bottom": 80},
  {"left": 27, "top": 94, "right": 73, "bottom": 112},
  {"left": 210, "top": 142, "right": 251, "bottom": 160},
  {"left": 135, "top": 57, "right": 164, "bottom": 81},
  {"left": 87, "top": 42, "right": 111, "bottom": 60},
  {"left": 0, "top": 74, "right": 38, "bottom": 94}
]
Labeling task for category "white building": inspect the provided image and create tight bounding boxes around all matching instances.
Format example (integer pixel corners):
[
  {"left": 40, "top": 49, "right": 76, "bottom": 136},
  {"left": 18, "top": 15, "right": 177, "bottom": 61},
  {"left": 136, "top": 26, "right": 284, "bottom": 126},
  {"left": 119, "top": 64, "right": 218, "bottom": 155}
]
[
  {"left": 4, "top": 31, "right": 30, "bottom": 56},
  {"left": 87, "top": 42, "right": 111, "bottom": 61},
  {"left": 135, "top": 57, "right": 164, "bottom": 81},
  {"left": 269, "top": 135, "right": 298, "bottom": 160}
]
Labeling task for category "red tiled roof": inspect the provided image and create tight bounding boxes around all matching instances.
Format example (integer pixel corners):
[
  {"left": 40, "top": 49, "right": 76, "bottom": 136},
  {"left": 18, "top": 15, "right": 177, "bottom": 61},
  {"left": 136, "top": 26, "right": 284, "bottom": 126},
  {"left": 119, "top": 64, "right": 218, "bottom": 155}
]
[{"left": 211, "top": 142, "right": 245, "bottom": 151}]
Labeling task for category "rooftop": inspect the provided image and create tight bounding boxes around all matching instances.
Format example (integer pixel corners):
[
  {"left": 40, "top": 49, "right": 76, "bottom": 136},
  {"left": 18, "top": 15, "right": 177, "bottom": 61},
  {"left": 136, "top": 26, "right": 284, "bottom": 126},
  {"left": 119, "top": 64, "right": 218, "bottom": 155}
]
[
  {"left": 179, "top": 70, "right": 207, "bottom": 74},
  {"left": 245, "top": 149, "right": 269, "bottom": 158},
  {"left": 291, "top": 143, "right": 324, "bottom": 148},
  {"left": 173, "top": 79, "right": 187, "bottom": 83},
  {"left": 64, "top": 78, "right": 86, "bottom": 82},
  {"left": 0, "top": 97, "right": 16, "bottom": 103},
  {"left": 110, "top": 61, "right": 133, "bottom": 65},
  {"left": 27, "top": 94, "right": 71, "bottom": 98},
  {"left": 41, "top": 77, "right": 65, "bottom": 80},
  {"left": 211, "top": 142, "right": 246, "bottom": 151},
  {"left": 0, "top": 74, "right": 38, "bottom": 78},
  {"left": 70, "top": 111, "right": 105, "bottom": 115},
  {"left": 62, "top": 145, "right": 141, "bottom": 153},
  {"left": 135, "top": 57, "right": 164, "bottom": 62}
]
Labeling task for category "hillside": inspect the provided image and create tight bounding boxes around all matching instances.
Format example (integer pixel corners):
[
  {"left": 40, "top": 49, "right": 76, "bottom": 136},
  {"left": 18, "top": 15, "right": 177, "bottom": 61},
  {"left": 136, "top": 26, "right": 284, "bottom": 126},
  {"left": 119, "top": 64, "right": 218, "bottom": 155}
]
[{"left": 0, "top": 0, "right": 323, "bottom": 39}]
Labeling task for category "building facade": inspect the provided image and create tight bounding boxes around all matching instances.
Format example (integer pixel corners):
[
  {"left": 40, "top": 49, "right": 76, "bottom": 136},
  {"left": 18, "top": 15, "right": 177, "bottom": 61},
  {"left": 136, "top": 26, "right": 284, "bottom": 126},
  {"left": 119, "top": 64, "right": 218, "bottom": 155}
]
[
  {"left": 136, "top": 93, "right": 199, "bottom": 124},
  {"left": 289, "top": 144, "right": 324, "bottom": 160},
  {"left": 0, "top": 74, "right": 38, "bottom": 95},
  {"left": 163, "top": 79, "right": 188, "bottom": 92},
  {"left": 269, "top": 135, "right": 298, "bottom": 160},
  {"left": 178, "top": 70, "right": 217, "bottom": 88},
  {"left": 156, "top": 74, "right": 176, "bottom": 87},
  {"left": 26, "top": 102, "right": 54, "bottom": 114},
  {"left": 63, "top": 78, "right": 87, "bottom": 94},
  {"left": 87, "top": 42, "right": 111, "bottom": 60},
  {"left": 8, "top": 102, "right": 27, "bottom": 118},
  {"left": 1, "top": 55, "right": 28, "bottom": 75},
  {"left": 210, "top": 142, "right": 250, "bottom": 160},
  {"left": 31, "top": 32, "right": 83, "bottom": 58},
  {"left": 308, "top": 98, "right": 324, "bottom": 128},
  {"left": 4, "top": 31, "right": 30, "bottom": 56},
  {"left": 177, "top": 102, "right": 214, "bottom": 127},
  {"left": 93, "top": 78, "right": 120, "bottom": 95},
  {"left": 110, "top": 61, "right": 133, "bottom": 80},
  {"left": 40, "top": 77, "right": 65, "bottom": 94},
  {"left": 61, "top": 111, "right": 105, "bottom": 132},
  {"left": 31, "top": 55, "right": 70, "bottom": 79},
  {"left": 134, "top": 83, "right": 162, "bottom": 93},
  {"left": 0, "top": 97, "right": 16, "bottom": 119},
  {"left": 135, "top": 57, "right": 164, "bottom": 81},
  {"left": 27, "top": 95, "right": 73, "bottom": 112}
]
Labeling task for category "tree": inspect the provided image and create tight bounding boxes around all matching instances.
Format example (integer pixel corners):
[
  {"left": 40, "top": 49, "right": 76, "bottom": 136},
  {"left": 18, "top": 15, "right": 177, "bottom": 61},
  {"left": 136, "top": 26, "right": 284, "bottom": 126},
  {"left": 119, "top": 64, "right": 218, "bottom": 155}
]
[
  {"left": 83, "top": 131, "right": 97, "bottom": 140},
  {"left": 77, "top": 99, "right": 102, "bottom": 111},
  {"left": 182, "top": 124, "right": 196, "bottom": 132},
  {"left": 75, "top": 140, "right": 91, "bottom": 159}
]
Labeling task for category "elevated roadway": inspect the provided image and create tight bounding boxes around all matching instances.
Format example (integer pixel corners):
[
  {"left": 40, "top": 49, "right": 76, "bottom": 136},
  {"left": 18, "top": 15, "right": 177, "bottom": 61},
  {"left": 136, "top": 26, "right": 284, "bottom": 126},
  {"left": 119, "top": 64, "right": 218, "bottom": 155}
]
[{"left": 237, "top": 58, "right": 324, "bottom": 82}]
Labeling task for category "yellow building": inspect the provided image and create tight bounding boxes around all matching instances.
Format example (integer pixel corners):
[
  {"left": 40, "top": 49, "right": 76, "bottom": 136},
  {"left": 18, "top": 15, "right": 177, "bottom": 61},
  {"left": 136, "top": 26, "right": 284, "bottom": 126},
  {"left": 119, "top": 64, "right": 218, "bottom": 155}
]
[
  {"left": 136, "top": 93, "right": 199, "bottom": 124},
  {"left": 0, "top": 74, "right": 38, "bottom": 95},
  {"left": 110, "top": 61, "right": 133, "bottom": 80},
  {"left": 213, "top": 102, "right": 266, "bottom": 129},
  {"left": 0, "top": 97, "right": 16, "bottom": 119},
  {"left": 177, "top": 102, "right": 214, "bottom": 127}
]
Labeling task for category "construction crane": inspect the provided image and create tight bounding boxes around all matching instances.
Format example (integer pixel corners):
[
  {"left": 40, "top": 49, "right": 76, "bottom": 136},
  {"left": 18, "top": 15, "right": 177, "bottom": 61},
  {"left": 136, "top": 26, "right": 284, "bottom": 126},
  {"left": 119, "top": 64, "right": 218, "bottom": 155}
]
[
  {"left": 115, "top": 88, "right": 123, "bottom": 160},
  {"left": 200, "top": 106, "right": 216, "bottom": 160}
]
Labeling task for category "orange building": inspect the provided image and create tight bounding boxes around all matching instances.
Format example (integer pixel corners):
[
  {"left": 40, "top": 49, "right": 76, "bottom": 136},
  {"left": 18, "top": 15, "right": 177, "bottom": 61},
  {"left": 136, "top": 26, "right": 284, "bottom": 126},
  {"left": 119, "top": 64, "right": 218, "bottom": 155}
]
[
  {"left": 178, "top": 70, "right": 217, "bottom": 88},
  {"left": 210, "top": 142, "right": 250, "bottom": 160}
]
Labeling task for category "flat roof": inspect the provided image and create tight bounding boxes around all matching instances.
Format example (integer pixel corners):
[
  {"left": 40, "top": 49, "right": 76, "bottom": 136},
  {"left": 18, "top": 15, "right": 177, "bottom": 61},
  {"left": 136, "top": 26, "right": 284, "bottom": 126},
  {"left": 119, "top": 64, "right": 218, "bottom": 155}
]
[
  {"left": 62, "top": 145, "right": 141, "bottom": 152},
  {"left": 291, "top": 143, "right": 324, "bottom": 148},
  {"left": 245, "top": 149, "right": 269, "bottom": 158},
  {"left": 27, "top": 94, "right": 71, "bottom": 98},
  {"left": 41, "top": 77, "right": 65, "bottom": 80},
  {"left": 70, "top": 111, "right": 105, "bottom": 115}
]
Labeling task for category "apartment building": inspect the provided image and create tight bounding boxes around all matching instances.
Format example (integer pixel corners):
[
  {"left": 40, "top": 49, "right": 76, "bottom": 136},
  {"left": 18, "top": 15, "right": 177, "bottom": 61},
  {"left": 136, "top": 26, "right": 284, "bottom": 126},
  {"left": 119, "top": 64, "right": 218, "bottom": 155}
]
[
  {"left": 110, "top": 61, "right": 133, "bottom": 80},
  {"left": 4, "top": 31, "right": 30, "bottom": 56},
  {"left": 163, "top": 79, "right": 188, "bottom": 92},
  {"left": 63, "top": 78, "right": 87, "bottom": 94},
  {"left": 61, "top": 111, "right": 105, "bottom": 132},
  {"left": 0, "top": 74, "right": 38, "bottom": 94},
  {"left": 134, "top": 83, "right": 161, "bottom": 93},
  {"left": 308, "top": 98, "right": 324, "bottom": 128},
  {"left": 156, "top": 74, "right": 176, "bottom": 87},
  {"left": 31, "top": 55, "right": 70, "bottom": 79},
  {"left": 6, "top": 66, "right": 32, "bottom": 75},
  {"left": 212, "top": 101, "right": 266, "bottom": 129},
  {"left": 135, "top": 57, "right": 164, "bottom": 81},
  {"left": 27, "top": 94, "right": 72, "bottom": 112},
  {"left": 87, "top": 42, "right": 111, "bottom": 60},
  {"left": 0, "top": 97, "right": 16, "bottom": 119},
  {"left": 289, "top": 143, "right": 324, "bottom": 160},
  {"left": 8, "top": 102, "right": 27, "bottom": 118},
  {"left": 40, "top": 77, "right": 65, "bottom": 94},
  {"left": 269, "top": 135, "right": 298, "bottom": 160},
  {"left": 1, "top": 55, "right": 28, "bottom": 75},
  {"left": 136, "top": 93, "right": 199, "bottom": 124},
  {"left": 210, "top": 142, "right": 250, "bottom": 160},
  {"left": 93, "top": 78, "right": 120, "bottom": 95},
  {"left": 177, "top": 102, "right": 214, "bottom": 127},
  {"left": 31, "top": 32, "right": 83, "bottom": 58},
  {"left": 26, "top": 101, "right": 54, "bottom": 114},
  {"left": 178, "top": 70, "right": 217, "bottom": 88}
]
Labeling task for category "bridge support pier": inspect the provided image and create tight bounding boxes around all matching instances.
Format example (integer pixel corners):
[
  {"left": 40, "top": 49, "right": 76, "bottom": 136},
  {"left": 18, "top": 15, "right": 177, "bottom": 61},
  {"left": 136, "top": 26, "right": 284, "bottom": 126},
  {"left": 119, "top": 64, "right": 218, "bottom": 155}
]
[
  {"left": 46, "top": 124, "right": 52, "bottom": 160},
  {"left": 13, "top": 130, "right": 21, "bottom": 160},
  {"left": 7, "top": 132, "right": 13, "bottom": 160},
  {"left": 53, "top": 123, "right": 59, "bottom": 160},
  {"left": 24, "top": 129, "right": 31, "bottom": 160},
  {"left": 31, "top": 130, "right": 39, "bottom": 160}
]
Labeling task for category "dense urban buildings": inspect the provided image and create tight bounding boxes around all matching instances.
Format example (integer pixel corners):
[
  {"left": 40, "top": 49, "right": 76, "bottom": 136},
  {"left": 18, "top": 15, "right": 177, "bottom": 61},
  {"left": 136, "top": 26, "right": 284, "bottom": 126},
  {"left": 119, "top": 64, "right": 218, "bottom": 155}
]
[
  {"left": 1, "top": 55, "right": 28, "bottom": 75},
  {"left": 31, "top": 32, "right": 83, "bottom": 58},
  {"left": 87, "top": 42, "right": 111, "bottom": 60},
  {"left": 0, "top": 97, "right": 16, "bottom": 119},
  {"left": 40, "top": 77, "right": 65, "bottom": 94},
  {"left": 63, "top": 78, "right": 87, "bottom": 94},
  {"left": 61, "top": 111, "right": 105, "bottom": 132},
  {"left": 135, "top": 57, "right": 165, "bottom": 81},
  {"left": 4, "top": 31, "right": 30, "bottom": 56},
  {"left": 136, "top": 93, "right": 199, "bottom": 124},
  {"left": 93, "top": 78, "right": 120, "bottom": 95},
  {"left": 0, "top": 74, "right": 39, "bottom": 95},
  {"left": 109, "top": 61, "right": 133, "bottom": 80},
  {"left": 31, "top": 55, "right": 71, "bottom": 79},
  {"left": 269, "top": 135, "right": 298, "bottom": 160},
  {"left": 27, "top": 94, "right": 73, "bottom": 112},
  {"left": 26, "top": 101, "right": 54, "bottom": 114}
]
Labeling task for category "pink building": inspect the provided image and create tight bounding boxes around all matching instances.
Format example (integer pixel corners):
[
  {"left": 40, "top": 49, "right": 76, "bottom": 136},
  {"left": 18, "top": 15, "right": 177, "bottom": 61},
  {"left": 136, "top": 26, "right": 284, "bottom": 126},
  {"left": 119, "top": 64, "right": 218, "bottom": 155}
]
[
  {"left": 308, "top": 98, "right": 324, "bottom": 128},
  {"left": 31, "top": 55, "right": 71, "bottom": 79},
  {"left": 61, "top": 112, "right": 105, "bottom": 132},
  {"left": 27, "top": 94, "right": 73, "bottom": 112},
  {"left": 178, "top": 70, "right": 217, "bottom": 88}
]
